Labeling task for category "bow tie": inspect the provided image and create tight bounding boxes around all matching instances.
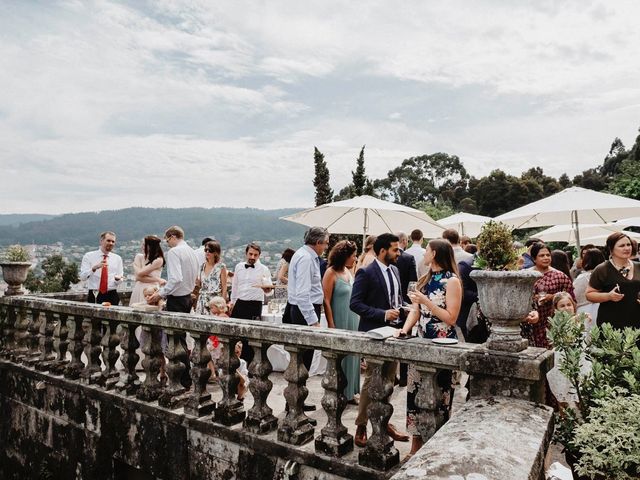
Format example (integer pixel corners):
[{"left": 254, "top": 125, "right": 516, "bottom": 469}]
[{"left": 245, "top": 263, "right": 255, "bottom": 269}]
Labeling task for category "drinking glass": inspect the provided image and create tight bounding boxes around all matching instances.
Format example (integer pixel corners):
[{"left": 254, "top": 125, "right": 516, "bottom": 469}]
[
  {"left": 537, "top": 291, "right": 547, "bottom": 305},
  {"left": 408, "top": 281, "right": 418, "bottom": 293}
]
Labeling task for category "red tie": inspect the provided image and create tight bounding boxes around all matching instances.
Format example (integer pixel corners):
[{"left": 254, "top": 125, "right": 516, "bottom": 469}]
[{"left": 99, "top": 254, "right": 109, "bottom": 294}]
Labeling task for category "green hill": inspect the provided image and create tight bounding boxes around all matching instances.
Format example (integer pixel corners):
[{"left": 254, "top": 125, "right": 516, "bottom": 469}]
[{"left": 0, "top": 207, "right": 307, "bottom": 246}]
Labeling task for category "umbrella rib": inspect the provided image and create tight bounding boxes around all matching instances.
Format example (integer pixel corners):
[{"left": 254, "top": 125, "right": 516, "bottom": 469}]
[
  {"left": 324, "top": 207, "right": 357, "bottom": 230},
  {"left": 593, "top": 209, "right": 607, "bottom": 223},
  {"left": 370, "top": 209, "right": 394, "bottom": 232},
  {"left": 401, "top": 210, "right": 442, "bottom": 227}
]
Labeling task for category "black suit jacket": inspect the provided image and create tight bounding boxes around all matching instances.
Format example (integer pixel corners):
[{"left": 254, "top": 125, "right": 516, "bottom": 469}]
[
  {"left": 350, "top": 261, "right": 403, "bottom": 332},
  {"left": 396, "top": 250, "right": 418, "bottom": 304}
]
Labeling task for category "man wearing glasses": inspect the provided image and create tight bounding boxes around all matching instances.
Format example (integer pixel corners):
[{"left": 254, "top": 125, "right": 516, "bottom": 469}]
[{"left": 149, "top": 225, "right": 199, "bottom": 388}]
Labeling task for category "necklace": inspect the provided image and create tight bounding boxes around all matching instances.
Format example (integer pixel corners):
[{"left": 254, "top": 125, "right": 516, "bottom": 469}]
[{"left": 610, "top": 259, "right": 631, "bottom": 277}]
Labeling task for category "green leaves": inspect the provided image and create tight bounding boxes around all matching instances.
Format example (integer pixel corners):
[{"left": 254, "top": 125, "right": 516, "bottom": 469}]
[{"left": 474, "top": 221, "right": 517, "bottom": 270}]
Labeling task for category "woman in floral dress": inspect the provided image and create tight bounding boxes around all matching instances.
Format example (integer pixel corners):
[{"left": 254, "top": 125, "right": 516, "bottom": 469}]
[
  {"left": 194, "top": 241, "right": 228, "bottom": 315},
  {"left": 396, "top": 238, "right": 462, "bottom": 457}
]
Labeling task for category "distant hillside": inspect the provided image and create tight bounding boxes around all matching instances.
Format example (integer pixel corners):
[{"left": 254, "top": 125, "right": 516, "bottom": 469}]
[
  {"left": 0, "top": 207, "right": 307, "bottom": 246},
  {"left": 0, "top": 214, "right": 57, "bottom": 227}
]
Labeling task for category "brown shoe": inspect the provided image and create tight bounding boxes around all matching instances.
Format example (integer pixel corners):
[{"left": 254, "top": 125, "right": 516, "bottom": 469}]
[
  {"left": 354, "top": 425, "right": 367, "bottom": 447},
  {"left": 387, "top": 423, "right": 410, "bottom": 442}
]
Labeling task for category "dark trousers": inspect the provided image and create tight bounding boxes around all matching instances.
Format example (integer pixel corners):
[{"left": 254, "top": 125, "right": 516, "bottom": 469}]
[
  {"left": 231, "top": 299, "right": 263, "bottom": 365},
  {"left": 87, "top": 290, "right": 120, "bottom": 305},
  {"left": 284, "top": 303, "right": 321, "bottom": 372},
  {"left": 166, "top": 294, "right": 192, "bottom": 388}
]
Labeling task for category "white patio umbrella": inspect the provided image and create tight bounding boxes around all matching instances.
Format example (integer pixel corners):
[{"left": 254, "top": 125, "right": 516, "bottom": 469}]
[
  {"left": 569, "top": 230, "right": 640, "bottom": 247},
  {"left": 495, "top": 187, "right": 640, "bottom": 250},
  {"left": 280, "top": 195, "right": 445, "bottom": 244},
  {"left": 534, "top": 222, "right": 632, "bottom": 244},
  {"left": 437, "top": 212, "right": 493, "bottom": 238}
]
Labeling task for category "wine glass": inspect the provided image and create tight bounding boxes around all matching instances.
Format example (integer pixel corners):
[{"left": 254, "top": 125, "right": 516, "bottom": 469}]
[
  {"left": 408, "top": 281, "right": 418, "bottom": 293},
  {"left": 537, "top": 291, "right": 547, "bottom": 305}
]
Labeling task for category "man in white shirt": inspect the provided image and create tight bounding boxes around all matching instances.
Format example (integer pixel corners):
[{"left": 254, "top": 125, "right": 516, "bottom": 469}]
[
  {"left": 80, "top": 231, "right": 124, "bottom": 305},
  {"left": 405, "top": 229, "right": 427, "bottom": 277},
  {"left": 229, "top": 242, "right": 272, "bottom": 366},
  {"left": 148, "top": 225, "right": 199, "bottom": 389},
  {"left": 229, "top": 242, "right": 272, "bottom": 320},
  {"left": 442, "top": 228, "right": 474, "bottom": 266}
]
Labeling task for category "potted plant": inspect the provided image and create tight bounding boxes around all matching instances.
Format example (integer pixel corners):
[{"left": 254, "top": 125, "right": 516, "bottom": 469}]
[
  {"left": 549, "top": 314, "right": 640, "bottom": 479},
  {"left": 469, "top": 221, "right": 541, "bottom": 352},
  {"left": 0, "top": 244, "right": 33, "bottom": 296}
]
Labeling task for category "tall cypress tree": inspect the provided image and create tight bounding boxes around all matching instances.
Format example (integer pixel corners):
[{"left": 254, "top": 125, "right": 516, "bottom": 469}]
[
  {"left": 352, "top": 145, "right": 367, "bottom": 196},
  {"left": 313, "top": 147, "right": 333, "bottom": 206}
]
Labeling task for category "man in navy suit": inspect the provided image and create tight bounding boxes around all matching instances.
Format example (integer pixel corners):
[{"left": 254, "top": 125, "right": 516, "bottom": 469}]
[{"left": 350, "top": 233, "right": 410, "bottom": 447}]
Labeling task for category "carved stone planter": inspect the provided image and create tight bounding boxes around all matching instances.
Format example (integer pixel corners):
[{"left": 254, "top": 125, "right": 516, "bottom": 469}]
[
  {"left": 0, "top": 262, "right": 32, "bottom": 296},
  {"left": 470, "top": 269, "right": 541, "bottom": 352}
]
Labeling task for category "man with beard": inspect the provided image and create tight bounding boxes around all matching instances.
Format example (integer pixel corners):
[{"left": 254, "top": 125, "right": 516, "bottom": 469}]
[
  {"left": 350, "top": 233, "right": 410, "bottom": 447},
  {"left": 80, "top": 231, "right": 124, "bottom": 305}
]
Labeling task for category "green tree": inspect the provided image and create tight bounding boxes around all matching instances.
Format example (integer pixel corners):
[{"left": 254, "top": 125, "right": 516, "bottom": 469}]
[
  {"left": 601, "top": 137, "right": 628, "bottom": 178},
  {"left": 609, "top": 158, "right": 640, "bottom": 200},
  {"left": 572, "top": 168, "right": 609, "bottom": 191},
  {"left": 375, "top": 153, "right": 468, "bottom": 208},
  {"left": 24, "top": 254, "right": 79, "bottom": 293},
  {"left": 558, "top": 173, "right": 572, "bottom": 189},
  {"left": 471, "top": 169, "right": 546, "bottom": 217},
  {"left": 352, "top": 145, "right": 368, "bottom": 196},
  {"left": 313, "top": 147, "right": 333, "bottom": 206},
  {"left": 520, "top": 167, "right": 562, "bottom": 197}
]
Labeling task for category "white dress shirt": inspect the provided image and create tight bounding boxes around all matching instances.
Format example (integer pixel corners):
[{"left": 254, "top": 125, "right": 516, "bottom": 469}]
[
  {"left": 194, "top": 246, "right": 206, "bottom": 268},
  {"left": 159, "top": 240, "right": 199, "bottom": 297},
  {"left": 453, "top": 245, "right": 474, "bottom": 266},
  {"left": 231, "top": 260, "right": 272, "bottom": 303},
  {"left": 375, "top": 259, "right": 401, "bottom": 308},
  {"left": 80, "top": 250, "right": 124, "bottom": 291},
  {"left": 405, "top": 244, "right": 427, "bottom": 278},
  {"left": 288, "top": 245, "right": 323, "bottom": 325}
]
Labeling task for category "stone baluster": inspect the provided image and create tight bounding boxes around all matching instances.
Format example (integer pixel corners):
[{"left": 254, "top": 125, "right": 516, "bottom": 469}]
[
  {"left": 136, "top": 326, "right": 164, "bottom": 401},
  {"left": 277, "top": 346, "right": 314, "bottom": 445},
  {"left": 50, "top": 313, "right": 70, "bottom": 375},
  {"left": 358, "top": 358, "right": 399, "bottom": 470},
  {"left": 115, "top": 322, "right": 141, "bottom": 395},
  {"left": 315, "top": 352, "right": 352, "bottom": 456},
  {"left": 158, "top": 329, "right": 189, "bottom": 409},
  {"left": 213, "top": 337, "right": 245, "bottom": 426},
  {"left": 98, "top": 320, "right": 120, "bottom": 390},
  {"left": 243, "top": 340, "right": 277, "bottom": 434},
  {"left": 1, "top": 305, "right": 16, "bottom": 358},
  {"left": 10, "top": 306, "right": 29, "bottom": 362},
  {"left": 184, "top": 332, "right": 215, "bottom": 417},
  {"left": 80, "top": 318, "right": 103, "bottom": 384},
  {"left": 23, "top": 308, "right": 42, "bottom": 366},
  {"left": 413, "top": 366, "right": 447, "bottom": 444},
  {"left": 64, "top": 315, "right": 86, "bottom": 379},
  {"left": 35, "top": 311, "right": 57, "bottom": 371}
]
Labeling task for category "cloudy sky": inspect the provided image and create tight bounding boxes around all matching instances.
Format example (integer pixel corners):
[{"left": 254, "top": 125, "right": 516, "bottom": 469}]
[{"left": 2, "top": 0, "right": 640, "bottom": 214}]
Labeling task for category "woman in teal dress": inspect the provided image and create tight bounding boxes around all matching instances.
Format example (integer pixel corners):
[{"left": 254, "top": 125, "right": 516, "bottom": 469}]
[
  {"left": 323, "top": 240, "right": 360, "bottom": 402},
  {"left": 396, "top": 238, "right": 462, "bottom": 457}
]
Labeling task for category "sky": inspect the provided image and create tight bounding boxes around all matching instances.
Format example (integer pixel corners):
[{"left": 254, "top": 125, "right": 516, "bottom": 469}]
[{"left": 1, "top": 0, "right": 640, "bottom": 214}]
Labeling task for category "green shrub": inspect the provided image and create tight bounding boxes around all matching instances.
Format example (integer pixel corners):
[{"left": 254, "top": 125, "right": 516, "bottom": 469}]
[
  {"left": 474, "top": 221, "right": 517, "bottom": 270},
  {"left": 2, "top": 245, "right": 31, "bottom": 262}
]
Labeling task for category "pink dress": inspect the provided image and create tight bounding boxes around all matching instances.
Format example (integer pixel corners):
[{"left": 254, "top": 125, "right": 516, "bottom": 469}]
[{"left": 130, "top": 253, "right": 163, "bottom": 304}]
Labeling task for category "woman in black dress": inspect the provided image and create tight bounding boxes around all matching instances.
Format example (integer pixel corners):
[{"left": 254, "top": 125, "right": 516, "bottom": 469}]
[{"left": 586, "top": 232, "right": 640, "bottom": 330}]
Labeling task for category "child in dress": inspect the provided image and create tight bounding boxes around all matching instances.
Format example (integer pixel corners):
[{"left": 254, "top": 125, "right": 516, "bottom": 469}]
[
  {"left": 206, "top": 297, "right": 228, "bottom": 380},
  {"left": 143, "top": 285, "right": 165, "bottom": 308}
]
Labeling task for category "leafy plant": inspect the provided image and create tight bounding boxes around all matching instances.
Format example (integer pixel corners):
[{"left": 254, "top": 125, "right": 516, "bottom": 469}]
[
  {"left": 549, "top": 314, "right": 640, "bottom": 478},
  {"left": 2, "top": 244, "right": 31, "bottom": 262},
  {"left": 572, "top": 394, "right": 640, "bottom": 480},
  {"left": 474, "top": 220, "right": 517, "bottom": 270},
  {"left": 23, "top": 254, "right": 79, "bottom": 293}
]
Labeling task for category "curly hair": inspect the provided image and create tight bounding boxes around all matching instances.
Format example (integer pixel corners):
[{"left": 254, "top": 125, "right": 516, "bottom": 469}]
[{"left": 328, "top": 240, "right": 357, "bottom": 270}]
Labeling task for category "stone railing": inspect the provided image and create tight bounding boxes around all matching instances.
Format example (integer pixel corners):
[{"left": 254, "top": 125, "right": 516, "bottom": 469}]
[{"left": 0, "top": 293, "right": 554, "bottom": 479}]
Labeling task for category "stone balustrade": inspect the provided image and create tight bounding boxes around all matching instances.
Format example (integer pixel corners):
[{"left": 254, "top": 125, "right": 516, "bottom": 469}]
[{"left": 0, "top": 293, "right": 554, "bottom": 479}]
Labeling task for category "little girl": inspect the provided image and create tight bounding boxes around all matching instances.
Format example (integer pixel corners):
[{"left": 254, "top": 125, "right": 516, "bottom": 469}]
[
  {"left": 206, "top": 296, "right": 228, "bottom": 381},
  {"left": 547, "top": 292, "right": 588, "bottom": 409}
]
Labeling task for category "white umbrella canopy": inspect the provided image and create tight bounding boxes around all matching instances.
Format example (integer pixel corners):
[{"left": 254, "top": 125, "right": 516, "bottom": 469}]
[
  {"left": 569, "top": 230, "right": 640, "bottom": 247},
  {"left": 495, "top": 187, "right": 640, "bottom": 250},
  {"left": 438, "top": 212, "right": 493, "bottom": 238},
  {"left": 534, "top": 222, "right": 631, "bottom": 244},
  {"left": 280, "top": 195, "right": 445, "bottom": 241}
]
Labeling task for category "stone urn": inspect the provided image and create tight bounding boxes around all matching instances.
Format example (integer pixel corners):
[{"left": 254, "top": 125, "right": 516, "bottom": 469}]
[
  {"left": 470, "top": 269, "right": 542, "bottom": 352},
  {"left": 0, "top": 262, "right": 32, "bottom": 296}
]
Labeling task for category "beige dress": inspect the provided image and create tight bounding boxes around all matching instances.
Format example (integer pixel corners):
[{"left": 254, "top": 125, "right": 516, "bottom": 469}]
[{"left": 130, "top": 253, "right": 163, "bottom": 304}]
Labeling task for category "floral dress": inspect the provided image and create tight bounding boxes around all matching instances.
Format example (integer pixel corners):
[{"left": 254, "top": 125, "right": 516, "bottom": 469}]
[
  {"left": 195, "top": 262, "right": 225, "bottom": 315},
  {"left": 406, "top": 270, "right": 457, "bottom": 435}
]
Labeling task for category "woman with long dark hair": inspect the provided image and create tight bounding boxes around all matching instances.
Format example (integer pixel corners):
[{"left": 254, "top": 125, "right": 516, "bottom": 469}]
[
  {"left": 395, "top": 238, "right": 462, "bottom": 456},
  {"left": 586, "top": 232, "right": 640, "bottom": 330},
  {"left": 130, "top": 235, "right": 166, "bottom": 304},
  {"left": 194, "top": 240, "right": 228, "bottom": 315},
  {"left": 323, "top": 240, "right": 360, "bottom": 403}
]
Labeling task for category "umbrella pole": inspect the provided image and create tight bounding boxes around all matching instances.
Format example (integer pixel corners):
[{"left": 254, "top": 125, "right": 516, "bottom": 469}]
[
  {"left": 362, "top": 208, "right": 368, "bottom": 248},
  {"left": 572, "top": 210, "right": 581, "bottom": 254}
]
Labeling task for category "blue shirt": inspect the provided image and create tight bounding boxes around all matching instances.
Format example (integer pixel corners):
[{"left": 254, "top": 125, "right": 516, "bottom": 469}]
[{"left": 288, "top": 245, "right": 323, "bottom": 325}]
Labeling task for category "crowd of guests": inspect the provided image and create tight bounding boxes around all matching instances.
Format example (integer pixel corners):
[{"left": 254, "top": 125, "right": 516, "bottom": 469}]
[{"left": 80, "top": 225, "right": 640, "bottom": 458}]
